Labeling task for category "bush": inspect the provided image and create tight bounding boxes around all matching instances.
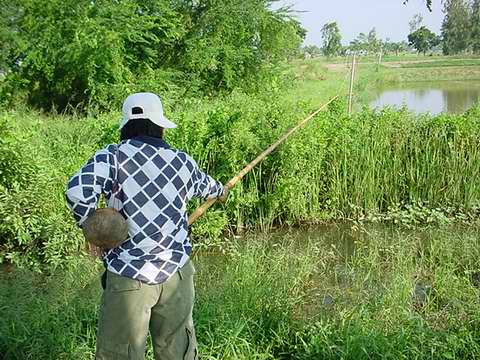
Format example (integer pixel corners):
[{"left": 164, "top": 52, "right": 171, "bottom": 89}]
[
  {"left": 0, "top": 0, "right": 303, "bottom": 112},
  {"left": 1, "top": 100, "right": 480, "bottom": 269}
]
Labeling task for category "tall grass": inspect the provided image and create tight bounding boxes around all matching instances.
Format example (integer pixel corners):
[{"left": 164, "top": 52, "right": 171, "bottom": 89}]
[
  {"left": 324, "top": 106, "right": 480, "bottom": 219},
  {"left": 1, "top": 97, "right": 480, "bottom": 267},
  {"left": 2, "top": 225, "right": 479, "bottom": 359}
]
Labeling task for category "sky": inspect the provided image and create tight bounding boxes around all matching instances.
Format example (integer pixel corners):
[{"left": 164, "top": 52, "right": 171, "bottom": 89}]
[{"left": 273, "top": 0, "right": 445, "bottom": 46}]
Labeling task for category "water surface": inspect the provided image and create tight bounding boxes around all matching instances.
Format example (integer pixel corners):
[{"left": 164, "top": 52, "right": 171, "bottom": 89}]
[{"left": 370, "top": 81, "right": 480, "bottom": 115}]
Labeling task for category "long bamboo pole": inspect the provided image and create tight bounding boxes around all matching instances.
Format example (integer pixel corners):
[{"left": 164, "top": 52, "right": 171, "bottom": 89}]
[{"left": 188, "top": 95, "right": 339, "bottom": 225}]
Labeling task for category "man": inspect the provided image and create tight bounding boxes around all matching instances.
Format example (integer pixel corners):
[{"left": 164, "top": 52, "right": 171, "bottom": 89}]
[{"left": 65, "top": 92, "right": 228, "bottom": 360}]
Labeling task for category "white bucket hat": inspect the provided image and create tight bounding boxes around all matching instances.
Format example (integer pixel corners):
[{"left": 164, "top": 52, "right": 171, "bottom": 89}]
[{"left": 120, "top": 92, "right": 177, "bottom": 129}]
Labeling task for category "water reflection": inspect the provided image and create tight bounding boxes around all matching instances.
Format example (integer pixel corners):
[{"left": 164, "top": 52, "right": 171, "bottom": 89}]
[{"left": 370, "top": 81, "right": 480, "bottom": 115}]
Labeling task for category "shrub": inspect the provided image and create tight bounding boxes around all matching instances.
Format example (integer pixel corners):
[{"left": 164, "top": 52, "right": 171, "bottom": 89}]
[{"left": 0, "top": 0, "right": 303, "bottom": 112}]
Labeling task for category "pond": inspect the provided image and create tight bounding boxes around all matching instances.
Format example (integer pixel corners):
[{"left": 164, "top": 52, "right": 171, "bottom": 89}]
[{"left": 369, "top": 80, "right": 480, "bottom": 115}]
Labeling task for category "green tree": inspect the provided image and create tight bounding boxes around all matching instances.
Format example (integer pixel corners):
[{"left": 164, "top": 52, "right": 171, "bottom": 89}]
[
  {"left": 408, "top": 26, "right": 440, "bottom": 55},
  {"left": 179, "top": 0, "right": 303, "bottom": 90},
  {"left": 3, "top": 0, "right": 185, "bottom": 110},
  {"left": 349, "top": 33, "right": 367, "bottom": 53},
  {"left": 321, "top": 22, "right": 342, "bottom": 57},
  {"left": 442, "top": 0, "right": 471, "bottom": 55},
  {"left": 384, "top": 41, "right": 409, "bottom": 56},
  {"left": 349, "top": 28, "right": 381, "bottom": 55},
  {"left": 1, "top": 0, "right": 304, "bottom": 111},
  {"left": 366, "top": 28, "right": 382, "bottom": 54},
  {"left": 472, "top": 0, "right": 480, "bottom": 53},
  {"left": 303, "top": 45, "right": 322, "bottom": 58},
  {"left": 0, "top": 2, "right": 23, "bottom": 73}
]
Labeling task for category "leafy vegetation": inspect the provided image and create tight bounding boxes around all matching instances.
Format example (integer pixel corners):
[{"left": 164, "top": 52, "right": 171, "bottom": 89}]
[
  {"left": 408, "top": 26, "right": 440, "bottom": 55},
  {"left": 321, "top": 22, "right": 342, "bottom": 57},
  {"left": 442, "top": 0, "right": 473, "bottom": 55},
  {"left": 1, "top": 94, "right": 479, "bottom": 269},
  {"left": 0, "top": 0, "right": 303, "bottom": 112},
  {"left": 2, "top": 225, "right": 480, "bottom": 359},
  {"left": 472, "top": 0, "right": 480, "bottom": 53},
  {"left": 404, "top": 0, "right": 433, "bottom": 12},
  {"left": 349, "top": 28, "right": 383, "bottom": 55}
]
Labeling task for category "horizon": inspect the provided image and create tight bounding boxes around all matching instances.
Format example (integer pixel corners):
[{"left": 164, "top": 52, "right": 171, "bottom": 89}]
[{"left": 274, "top": 0, "right": 445, "bottom": 46}]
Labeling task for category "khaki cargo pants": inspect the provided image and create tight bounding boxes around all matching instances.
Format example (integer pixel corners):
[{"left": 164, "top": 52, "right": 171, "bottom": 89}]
[{"left": 95, "top": 261, "right": 198, "bottom": 360}]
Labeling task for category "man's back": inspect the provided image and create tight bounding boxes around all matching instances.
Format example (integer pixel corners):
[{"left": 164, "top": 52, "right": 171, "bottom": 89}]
[{"left": 66, "top": 135, "right": 224, "bottom": 284}]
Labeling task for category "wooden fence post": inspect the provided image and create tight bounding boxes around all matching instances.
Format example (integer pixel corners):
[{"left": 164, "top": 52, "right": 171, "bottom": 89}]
[{"left": 348, "top": 54, "right": 356, "bottom": 115}]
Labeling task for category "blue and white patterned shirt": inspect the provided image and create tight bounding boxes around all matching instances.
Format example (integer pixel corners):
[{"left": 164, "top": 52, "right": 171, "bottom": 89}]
[{"left": 65, "top": 136, "right": 225, "bottom": 284}]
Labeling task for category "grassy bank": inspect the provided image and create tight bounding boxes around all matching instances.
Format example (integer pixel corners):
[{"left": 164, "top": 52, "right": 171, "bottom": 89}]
[
  {"left": 1, "top": 55, "right": 480, "bottom": 359},
  {"left": 2, "top": 225, "right": 480, "bottom": 359},
  {"left": 377, "top": 65, "right": 480, "bottom": 83},
  {"left": 299, "top": 55, "right": 480, "bottom": 98},
  {"left": 2, "top": 94, "right": 480, "bottom": 268}
]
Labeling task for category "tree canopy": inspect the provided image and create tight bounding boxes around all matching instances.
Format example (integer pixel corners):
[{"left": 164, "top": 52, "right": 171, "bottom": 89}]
[
  {"left": 349, "top": 28, "right": 382, "bottom": 55},
  {"left": 321, "top": 22, "right": 342, "bottom": 57},
  {"left": 408, "top": 26, "right": 440, "bottom": 55},
  {"left": 472, "top": 0, "right": 480, "bottom": 53},
  {"left": 442, "top": 0, "right": 471, "bottom": 54},
  {"left": 0, "top": 0, "right": 304, "bottom": 112}
]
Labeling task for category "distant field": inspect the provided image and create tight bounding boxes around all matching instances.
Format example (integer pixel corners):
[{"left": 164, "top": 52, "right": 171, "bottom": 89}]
[
  {"left": 398, "top": 58, "right": 480, "bottom": 68},
  {"left": 378, "top": 64, "right": 480, "bottom": 83},
  {"left": 284, "top": 55, "right": 480, "bottom": 112}
]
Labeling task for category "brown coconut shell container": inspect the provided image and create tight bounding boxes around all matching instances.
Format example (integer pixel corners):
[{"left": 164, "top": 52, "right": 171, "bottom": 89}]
[{"left": 82, "top": 208, "right": 129, "bottom": 249}]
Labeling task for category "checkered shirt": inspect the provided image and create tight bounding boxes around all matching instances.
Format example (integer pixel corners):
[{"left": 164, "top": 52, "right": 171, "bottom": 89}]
[{"left": 65, "top": 136, "right": 225, "bottom": 284}]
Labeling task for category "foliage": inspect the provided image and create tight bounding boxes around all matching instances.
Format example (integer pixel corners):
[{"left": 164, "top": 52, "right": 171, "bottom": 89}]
[
  {"left": 302, "top": 45, "right": 322, "bottom": 58},
  {"left": 442, "top": 0, "right": 472, "bottom": 55},
  {"left": 0, "top": 0, "right": 303, "bottom": 112},
  {"left": 177, "top": 0, "right": 304, "bottom": 92},
  {"left": 383, "top": 40, "right": 409, "bottom": 56},
  {"left": 349, "top": 28, "right": 382, "bottom": 55},
  {"left": 408, "top": 26, "right": 440, "bottom": 55},
  {"left": 1, "top": 96, "right": 480, "bottom": 268},
  {"left": 404, "top": 0, "right": 433, "bottom": 11},
  {"left": 0, "top": 110, "right": 105, "bottom": 268},
  {"left": 1, "top": 226, "right": 480, "bottom": 359},
  {"left": 321, "top": 22, "right": 342, "bottom": 57},
  {"left": 472, "top": 0, "right": 480, "bottom": 54},
  {"left": 0, "top": 2, "right": 22, "bottom": 73}
]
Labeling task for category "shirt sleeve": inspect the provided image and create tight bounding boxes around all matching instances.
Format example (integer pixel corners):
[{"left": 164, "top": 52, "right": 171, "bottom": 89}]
[
  {"left": 191, "top": 160, "right": 225, "bottom": 200},
  {"left": 65, "top": 146, "right": 116, "bottom": 226}
]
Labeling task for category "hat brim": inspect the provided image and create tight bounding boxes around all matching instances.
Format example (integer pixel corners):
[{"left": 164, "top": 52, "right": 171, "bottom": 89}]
[
  {"left": 155, "top": 115, "right": 177, "bottom": 129},
  {"left": 119, "top": 114, "right": 177, "bottom": 129}
]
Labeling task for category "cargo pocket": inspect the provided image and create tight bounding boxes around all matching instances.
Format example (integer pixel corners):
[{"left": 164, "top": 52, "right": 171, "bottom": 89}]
[
  {"left": 184, "top": 326, "right": 198, "bottom": 360},
  {"left": 106, "top": 271, "right": 141, "bottom": 292},
  {"left": 96, "top": 340, "right": 130, "bottom": 360},
  {"left": 178, "top": 261, "right": 196, "bottom": 280}
]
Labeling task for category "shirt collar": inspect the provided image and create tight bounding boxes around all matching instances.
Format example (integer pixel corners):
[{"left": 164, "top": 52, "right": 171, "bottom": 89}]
[{"left": 130, "top": 136, "right": 171, "bottom": 149}]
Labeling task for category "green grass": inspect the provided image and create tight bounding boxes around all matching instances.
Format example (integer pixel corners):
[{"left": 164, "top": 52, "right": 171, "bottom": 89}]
[
  {"left": 2, "top": 225, "right": 480, "bottom": 359},
  {"left": 280, "top": 58, "right": 350, "bottom": 107},
  {"left": 318, "top": 54, "right": 480, "bottom": 64},
  {"left": 378, "top": 65, "right": 480, "bottom": 83},
  {"left": 398, "top": 59, "right": 480, "bottom": 68},
  {"left": 2, "top": 94, "right": 480, "bottom": 268},
  {"left": 1, "top": 56, "right": 480, "bottom": 359}
]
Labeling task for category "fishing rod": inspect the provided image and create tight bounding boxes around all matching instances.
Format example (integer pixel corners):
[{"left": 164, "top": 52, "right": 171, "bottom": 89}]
[{"left": 188, "top": 95, "right": 339, "bottom": 225}]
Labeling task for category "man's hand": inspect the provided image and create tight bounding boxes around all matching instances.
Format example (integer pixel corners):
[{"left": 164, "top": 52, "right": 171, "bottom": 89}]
[
  {"left": 218, "top": 186, "right": 229, "bottom": 203},
  {"left": 86, "top": 243, "right": 104, "bottom": 258}
]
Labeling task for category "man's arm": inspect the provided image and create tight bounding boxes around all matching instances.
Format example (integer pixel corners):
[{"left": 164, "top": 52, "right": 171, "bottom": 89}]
[
  {"left": 191, "top": 161, "right": 226, "bottom": 201},
  {"left": 65, "top": 146, "right": 115, "bottom": 226}
]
